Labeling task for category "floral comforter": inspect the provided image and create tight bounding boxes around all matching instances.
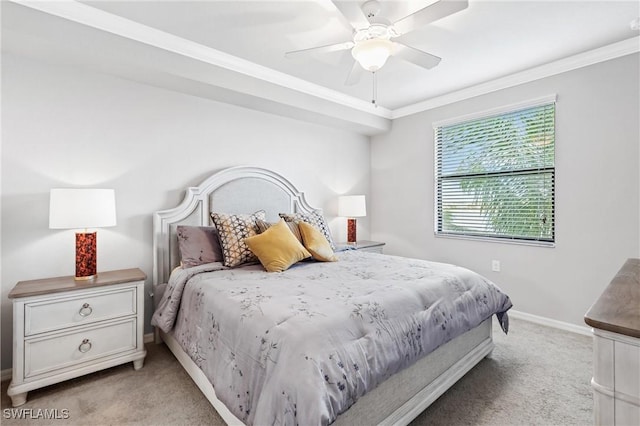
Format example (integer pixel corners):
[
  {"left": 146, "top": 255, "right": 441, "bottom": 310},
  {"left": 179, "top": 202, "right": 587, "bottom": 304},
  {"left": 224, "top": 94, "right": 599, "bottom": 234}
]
[{"left": 152, "top": 251, "right": 512, "bottom": 425}]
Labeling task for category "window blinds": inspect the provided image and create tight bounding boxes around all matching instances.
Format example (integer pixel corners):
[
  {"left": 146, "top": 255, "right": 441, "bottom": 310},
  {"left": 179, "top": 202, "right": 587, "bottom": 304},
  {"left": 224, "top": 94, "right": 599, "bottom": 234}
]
[{"left": 435, "top": 101, "right": 555, "bottom": 243}]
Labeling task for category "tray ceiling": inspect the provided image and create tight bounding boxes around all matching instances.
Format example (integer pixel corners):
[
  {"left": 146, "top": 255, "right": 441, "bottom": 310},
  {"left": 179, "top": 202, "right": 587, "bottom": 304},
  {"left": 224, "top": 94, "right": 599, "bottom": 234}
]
[{"left": 2, "top": 1, "right": 639, "bottom": 134}]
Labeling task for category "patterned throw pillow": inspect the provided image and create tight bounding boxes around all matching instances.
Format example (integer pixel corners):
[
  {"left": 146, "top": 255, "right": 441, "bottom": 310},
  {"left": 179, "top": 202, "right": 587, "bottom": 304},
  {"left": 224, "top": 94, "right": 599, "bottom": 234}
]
[
  {"left": 210, "top": 210, "right": 266, "bottom": 267},
  {"left": 279, "top": 212, "right": 335, "bottom": 249},
  {"left": 176, "top": 225, "right": 223, "bottom": 268},
  {"left": 256, "top": 219, "right": 303, "bottom": 244}
]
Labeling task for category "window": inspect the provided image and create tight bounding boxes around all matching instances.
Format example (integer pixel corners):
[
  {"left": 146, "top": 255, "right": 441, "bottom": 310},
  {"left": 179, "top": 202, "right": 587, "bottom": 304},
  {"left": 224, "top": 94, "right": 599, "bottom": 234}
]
[{"left": 434, "top": 96, "right": 555, "bottom": 244}]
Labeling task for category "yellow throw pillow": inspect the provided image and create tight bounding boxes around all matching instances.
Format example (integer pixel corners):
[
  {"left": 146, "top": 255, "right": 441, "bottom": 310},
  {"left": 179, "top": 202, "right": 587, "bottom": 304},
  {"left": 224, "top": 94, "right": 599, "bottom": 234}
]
[
  {"left": 298, "top": 221, "right": 337, "bottom": 262},
  {"left": 245, "top": 219, "right": 311, "bottom": 272}
]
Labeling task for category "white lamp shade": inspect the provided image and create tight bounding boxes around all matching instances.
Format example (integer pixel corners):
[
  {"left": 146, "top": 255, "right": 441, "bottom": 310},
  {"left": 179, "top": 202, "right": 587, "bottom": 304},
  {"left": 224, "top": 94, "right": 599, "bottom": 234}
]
[
  {"left": 351, "top": 39, "right": 393, "bottom": 72},
  {"left": 49, "top": 188, "right": 117, "bottom": 229},
  {"left": 338, "top": 195, "right": 366, "bottom": 218}
]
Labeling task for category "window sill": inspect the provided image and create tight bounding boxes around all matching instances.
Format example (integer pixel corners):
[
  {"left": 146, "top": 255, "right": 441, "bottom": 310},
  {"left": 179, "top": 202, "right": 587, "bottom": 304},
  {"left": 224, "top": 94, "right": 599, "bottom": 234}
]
[{"left": 434, "top": 233, "right": 555, "bottom": 248}]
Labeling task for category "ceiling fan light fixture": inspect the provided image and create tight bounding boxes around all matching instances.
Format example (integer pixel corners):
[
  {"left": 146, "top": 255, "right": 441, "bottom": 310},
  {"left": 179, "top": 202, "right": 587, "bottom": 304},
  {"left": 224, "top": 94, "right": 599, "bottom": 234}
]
[{"left": 351, "top": 38, "right": 393, "bottom": 72}]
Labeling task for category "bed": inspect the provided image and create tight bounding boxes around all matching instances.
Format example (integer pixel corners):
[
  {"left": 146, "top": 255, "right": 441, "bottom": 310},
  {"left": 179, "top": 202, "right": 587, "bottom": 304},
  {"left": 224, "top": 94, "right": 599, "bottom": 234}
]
[{"left": 151, "top": 166, "right": 512, "bottom": 425}]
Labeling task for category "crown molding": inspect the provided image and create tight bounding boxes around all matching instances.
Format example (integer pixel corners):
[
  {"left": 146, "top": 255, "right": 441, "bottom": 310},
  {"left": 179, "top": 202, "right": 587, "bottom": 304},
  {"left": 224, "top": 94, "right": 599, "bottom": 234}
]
[
  {"left": 11, "top": 0, "right": 393, "bottom": 120},
  {"left": 392, "top": 36, "right": 640, "bottom": 119},
  {"left": 9, "top": 1, "right": 638, "bottom": 127}
]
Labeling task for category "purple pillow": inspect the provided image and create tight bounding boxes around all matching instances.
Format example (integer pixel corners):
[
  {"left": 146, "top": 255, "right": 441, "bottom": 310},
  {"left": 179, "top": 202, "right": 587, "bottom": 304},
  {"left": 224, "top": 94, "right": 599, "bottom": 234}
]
[{"left": 177, "top": 225, "right": 223, "bottom": 268}]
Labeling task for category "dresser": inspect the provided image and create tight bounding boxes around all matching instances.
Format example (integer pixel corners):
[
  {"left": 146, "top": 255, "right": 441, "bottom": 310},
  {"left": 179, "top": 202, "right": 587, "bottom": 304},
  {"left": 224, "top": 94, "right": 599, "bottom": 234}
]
[
  {"left": 584, "top": 259, "right": 640, "bottom": 426},
  {"left": 7, "top": 268, "right": 147, "bottom": 407}
]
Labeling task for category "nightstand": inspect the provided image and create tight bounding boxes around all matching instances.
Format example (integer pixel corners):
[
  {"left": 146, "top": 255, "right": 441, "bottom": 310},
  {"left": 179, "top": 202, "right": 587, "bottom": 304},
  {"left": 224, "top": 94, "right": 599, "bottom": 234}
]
[
  {"left": 344, "top": 240, "right": 386, "bottom": 254},
  {"left": 7, "top": 268, "right": 147, "bottom": 407}
]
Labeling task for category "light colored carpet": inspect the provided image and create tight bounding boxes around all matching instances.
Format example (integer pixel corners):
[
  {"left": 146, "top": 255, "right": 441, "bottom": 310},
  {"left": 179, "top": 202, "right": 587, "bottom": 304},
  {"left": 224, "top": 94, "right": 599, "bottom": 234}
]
[{"left": 1, "top": 317, "right": 593, "bottom": 425}]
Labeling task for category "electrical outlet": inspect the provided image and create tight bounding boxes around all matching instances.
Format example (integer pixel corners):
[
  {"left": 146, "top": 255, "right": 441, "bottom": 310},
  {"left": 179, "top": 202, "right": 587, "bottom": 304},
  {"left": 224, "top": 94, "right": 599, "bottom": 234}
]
[{"left": 491, "top": 260, "right": 501, "bottom": 272}]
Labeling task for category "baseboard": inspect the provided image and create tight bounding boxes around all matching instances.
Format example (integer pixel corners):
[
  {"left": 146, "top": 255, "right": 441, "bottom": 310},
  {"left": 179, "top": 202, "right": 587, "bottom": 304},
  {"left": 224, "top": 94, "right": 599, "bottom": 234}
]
[
  {"left": 509, "top": 309, "right": 592, "bottom": 337},
  {"left": 1, "top": 333, "right": 157, "bottom": 383}
]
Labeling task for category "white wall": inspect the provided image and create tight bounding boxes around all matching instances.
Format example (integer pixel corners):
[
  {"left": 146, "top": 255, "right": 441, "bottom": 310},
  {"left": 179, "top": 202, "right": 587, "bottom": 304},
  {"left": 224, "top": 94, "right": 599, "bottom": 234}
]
[
  {"left": 371, "top": 53, "right": 640, "bottom": 329},
  {"left": 3, "top": 50, "right": 637, "bottom": 373},
  {"left": 1, "top": 53, "right": 371, "bottom": 370}
]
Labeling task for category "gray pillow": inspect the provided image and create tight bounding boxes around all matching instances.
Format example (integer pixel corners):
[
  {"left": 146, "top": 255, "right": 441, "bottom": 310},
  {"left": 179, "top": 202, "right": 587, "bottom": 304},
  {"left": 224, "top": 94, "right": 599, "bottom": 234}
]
[
  {"left": 256, "top": 219, "right": 303, "bottom": 244},
  {"left": 176, "top": 226, "right": 223, "bottom": 268}
]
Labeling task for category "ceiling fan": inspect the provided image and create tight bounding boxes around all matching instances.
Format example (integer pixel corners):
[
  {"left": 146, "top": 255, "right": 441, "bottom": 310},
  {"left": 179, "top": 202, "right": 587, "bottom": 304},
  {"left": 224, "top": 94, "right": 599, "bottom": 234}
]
[{"left": 286, "top": 0, "right": 469, "bottom": 88}]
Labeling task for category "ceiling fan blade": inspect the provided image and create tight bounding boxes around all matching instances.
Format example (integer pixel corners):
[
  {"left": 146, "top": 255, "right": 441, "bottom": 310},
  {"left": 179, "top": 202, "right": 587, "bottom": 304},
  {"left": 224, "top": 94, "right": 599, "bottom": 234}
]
[
  {"left": 393, "top": 43, "right": 442, "bottom": 69},
  {"left": 332, "top": 0, "right": 370, "bottom": 30},
  {"left": 285, "top": 41, "right": 354, "bottom": 58},
  {"left": 345, "top": 60, "right": 364, "bottom": 86},
  {"left": 393, "top": 0, "right": 468, "bottom": 35}
]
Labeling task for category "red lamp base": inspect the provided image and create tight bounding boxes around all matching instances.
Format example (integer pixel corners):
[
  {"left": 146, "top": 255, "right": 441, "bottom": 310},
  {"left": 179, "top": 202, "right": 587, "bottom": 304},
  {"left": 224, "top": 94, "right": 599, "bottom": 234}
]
[
  {"left": 75, "top": 232, "right": 97, "bottom": 280},
  {"left": 347, "top": 218, "right": 357, "bottom": 244}
]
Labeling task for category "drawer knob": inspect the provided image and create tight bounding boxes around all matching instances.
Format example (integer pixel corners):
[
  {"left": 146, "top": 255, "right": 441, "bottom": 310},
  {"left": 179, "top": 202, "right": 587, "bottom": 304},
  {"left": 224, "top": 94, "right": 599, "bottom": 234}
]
[
  {"left": 78, "top": 303, "right": 93, "bottom": 317},
  {"left": 78, "top": 339, "right": 92, "bottom": 353}
]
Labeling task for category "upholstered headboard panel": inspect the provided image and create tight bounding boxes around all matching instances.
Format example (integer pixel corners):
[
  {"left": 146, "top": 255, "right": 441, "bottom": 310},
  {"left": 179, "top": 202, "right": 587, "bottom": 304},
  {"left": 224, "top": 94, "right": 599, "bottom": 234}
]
[
  {"left": 209, "top": 178, "right": 290, "bottom": 221},
  {"left": 153, "top": 166, "right": 321, "bottom": 285}
]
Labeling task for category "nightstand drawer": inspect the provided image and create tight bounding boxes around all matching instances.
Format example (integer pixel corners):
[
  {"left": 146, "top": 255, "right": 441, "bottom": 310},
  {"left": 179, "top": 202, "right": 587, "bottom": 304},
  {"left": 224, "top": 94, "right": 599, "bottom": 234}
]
[
  {"left": 24, "top": 318, "right": 137, "bottom": 379},
  {"left": 25, "top": 287, "right": 137, "bottom": 336}
]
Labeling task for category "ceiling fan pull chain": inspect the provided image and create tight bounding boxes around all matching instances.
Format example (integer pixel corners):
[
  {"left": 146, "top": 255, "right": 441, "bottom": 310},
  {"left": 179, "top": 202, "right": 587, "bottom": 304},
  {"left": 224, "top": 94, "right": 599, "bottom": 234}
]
[{"left": 372, "top": 71, "right": 377, "bottom": 108}]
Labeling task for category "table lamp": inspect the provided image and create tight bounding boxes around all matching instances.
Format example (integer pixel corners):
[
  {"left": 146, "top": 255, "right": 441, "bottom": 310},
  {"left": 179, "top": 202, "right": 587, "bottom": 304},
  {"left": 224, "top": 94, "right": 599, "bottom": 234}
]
[
  {"left": 49, "top": 188, "right": 116, "bottom": 280},
  {"left": 338, "top": 195, "right": 366, "bottom": 244}
]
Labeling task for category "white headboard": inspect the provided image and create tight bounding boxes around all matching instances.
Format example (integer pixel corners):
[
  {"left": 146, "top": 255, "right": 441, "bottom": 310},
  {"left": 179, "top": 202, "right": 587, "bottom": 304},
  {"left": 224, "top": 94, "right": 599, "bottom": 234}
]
[{"left": 153, "top": 166, "right": 321, "bottom": 285}]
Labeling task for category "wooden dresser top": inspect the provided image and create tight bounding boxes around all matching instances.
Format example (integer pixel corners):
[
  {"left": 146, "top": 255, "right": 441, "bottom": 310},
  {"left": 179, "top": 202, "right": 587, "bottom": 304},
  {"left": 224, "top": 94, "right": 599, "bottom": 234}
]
[
  {"left": 584, "top": 258, "right": 640, "bottom": 338},
  {"left": 8, "top": 268, "right": 146, "bottom": 299}
]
